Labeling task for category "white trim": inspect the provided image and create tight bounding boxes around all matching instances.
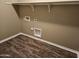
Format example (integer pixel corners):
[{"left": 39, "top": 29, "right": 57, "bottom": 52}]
[
  {"left": 0, "top": 33, "right": 21, "bottom": 44},
  {"left": 20, "top": 33, "right": 79, "bottom": 58},
  {"left": 77, "top": 54, "right": 79, "bottom": 58}
]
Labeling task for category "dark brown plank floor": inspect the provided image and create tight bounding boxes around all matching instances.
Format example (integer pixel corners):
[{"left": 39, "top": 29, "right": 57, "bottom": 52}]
[{"left": 0, "top": 35, "right": 77, "bottom": 58}]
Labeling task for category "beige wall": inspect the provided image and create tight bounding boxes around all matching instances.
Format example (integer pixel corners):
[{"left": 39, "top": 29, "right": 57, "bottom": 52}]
[
  {"left": 0, "top": 0, "right": 79, "bottom": 51},
  {"left": 19, "top": 5, "right": 79, "bottom": 51},
  {"left": 0, "top": 0, "right": 20, "bottom": 40}
]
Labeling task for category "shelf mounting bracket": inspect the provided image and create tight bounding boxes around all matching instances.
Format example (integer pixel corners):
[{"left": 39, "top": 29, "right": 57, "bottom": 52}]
[
  {"left": 31, "top": 5, "right": 35, "bottom": 12},
  {"left": 48, "top": 4, "right": 51, "bottom": 13}
]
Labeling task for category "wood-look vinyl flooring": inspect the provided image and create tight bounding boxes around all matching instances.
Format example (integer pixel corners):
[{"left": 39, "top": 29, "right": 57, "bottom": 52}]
[{"left": 0, "top": 35, "right": 77, "bottom": 58}]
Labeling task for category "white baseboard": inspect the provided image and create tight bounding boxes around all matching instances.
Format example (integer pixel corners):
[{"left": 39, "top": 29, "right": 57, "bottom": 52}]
[
  {"left": 0, "top": 33, "right": 21, "bottom": 44},
  {"left": 20, "top": 32, "right": 79, "bottom": 58},
  {"left": 0, "top": 32, "right": 79, "bottom": 57},
  {"left": 78, "top": 54, "right": 79, "bottom": 58}
]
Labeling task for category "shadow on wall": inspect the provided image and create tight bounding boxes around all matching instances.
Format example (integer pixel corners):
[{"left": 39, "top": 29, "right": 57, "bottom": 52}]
[
  {"left": 14, "top": 5, "right": 79, "bottom": 27},
  {"left": 34, "top": 5, "right": 79, "bottom": 28},
  {"left": 12, "top": 5, "right": 20, "bottom": 17},
  {"left": 18, "top": 5, "right": 79, "bottom": 51}
]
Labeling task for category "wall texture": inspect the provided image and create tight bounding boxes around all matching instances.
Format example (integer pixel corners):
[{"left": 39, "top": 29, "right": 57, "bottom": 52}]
[
  {"left": 19, "top": 5, "right": 79, "bottom": 51},
  {"left": 0, "top": 0, "right": 20, "bottom": 40}
]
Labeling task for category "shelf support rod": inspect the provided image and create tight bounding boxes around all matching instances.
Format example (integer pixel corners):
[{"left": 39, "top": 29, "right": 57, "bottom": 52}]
[
  {"left": 48, "top": 4, "right": 51, "bottom": 13},
  {"left": 31, "top": 5, "right": 35, "bottom": 12}
]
